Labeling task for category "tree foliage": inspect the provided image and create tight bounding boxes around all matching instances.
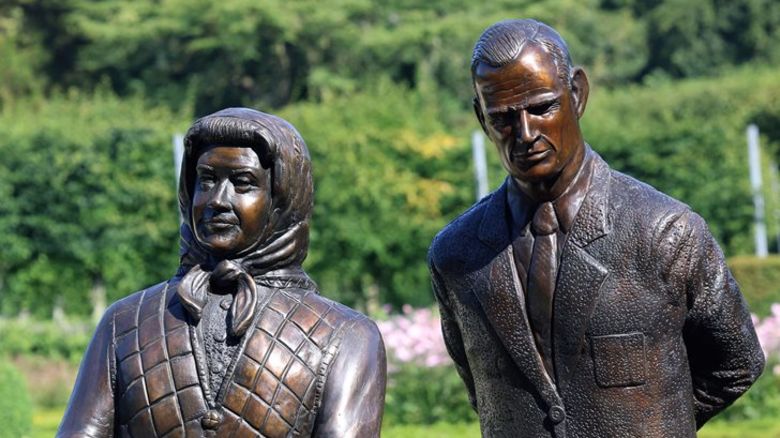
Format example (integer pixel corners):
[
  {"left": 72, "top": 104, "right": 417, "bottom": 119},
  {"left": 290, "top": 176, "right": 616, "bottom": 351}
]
[
  {"left": 3, "top": 0, "right": 779, "bottom": 113},
  {"left": 0, "top": 93, "right": 187, "bottom": 316},
  {"left": 281, "top": 81, "right": 471, "bottom": 308},
  {"left": 0, "top": 1, "right": 778, "bottom": 315}
]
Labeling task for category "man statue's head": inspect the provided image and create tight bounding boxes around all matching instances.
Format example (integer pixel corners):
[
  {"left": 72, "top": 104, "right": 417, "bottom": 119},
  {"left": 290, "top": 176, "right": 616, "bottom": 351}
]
[{"left": 471, "top": 19, "right": 590, "bottom": 200}]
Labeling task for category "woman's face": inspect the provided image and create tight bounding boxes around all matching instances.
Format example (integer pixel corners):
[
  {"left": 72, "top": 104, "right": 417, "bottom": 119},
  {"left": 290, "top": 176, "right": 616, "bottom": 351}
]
[{"left": 191, "top": 145, "right": 272, "bottom": 258}]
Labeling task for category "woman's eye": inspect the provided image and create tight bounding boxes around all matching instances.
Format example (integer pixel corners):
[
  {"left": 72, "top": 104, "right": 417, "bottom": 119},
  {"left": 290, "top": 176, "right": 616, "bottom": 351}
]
[
  {"left": 198, "top": 176, "right": 215, "bottom": 190},
  {"left": 233, "top": 177, "right": 254, "bottom": 189}
]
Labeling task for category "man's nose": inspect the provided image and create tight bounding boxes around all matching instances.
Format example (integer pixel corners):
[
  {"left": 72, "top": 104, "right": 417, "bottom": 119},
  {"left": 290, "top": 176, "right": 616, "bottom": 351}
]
[
  {"left": 517, "top": 110, "right": 537, "bottom": 144},
  {"left": 208, "top": 180, "right": 231, "bottom": 210}
]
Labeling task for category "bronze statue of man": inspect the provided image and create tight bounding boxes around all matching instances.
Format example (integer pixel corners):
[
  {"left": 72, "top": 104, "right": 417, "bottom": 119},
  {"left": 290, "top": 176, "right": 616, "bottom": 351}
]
[
  {"left": 58, "top": 108, "right": 386, "bottom": 437},
  {"left": 428, "top": 19, "right": 764, "bottom": 437}
]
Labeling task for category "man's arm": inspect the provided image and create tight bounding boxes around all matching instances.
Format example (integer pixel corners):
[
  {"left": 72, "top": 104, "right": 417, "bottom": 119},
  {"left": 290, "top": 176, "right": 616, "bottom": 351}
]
[
  {"left": 312, "top": 317, "right": 386, "bottom": 438},
  {"left": 57, "top": 306, "right": 117, "bottom": 438},
  {"left": 669, "top": 211, "right": 765, "bottom": 428},
  {"left": 430, "top": 258, "right": 478, "bottom": 411}
]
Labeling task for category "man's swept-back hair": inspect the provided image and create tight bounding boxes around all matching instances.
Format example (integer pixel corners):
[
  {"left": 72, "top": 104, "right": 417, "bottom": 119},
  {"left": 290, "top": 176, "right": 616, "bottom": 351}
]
[{"left": 471, "top": 19, "right": 573, "bottom": 84}]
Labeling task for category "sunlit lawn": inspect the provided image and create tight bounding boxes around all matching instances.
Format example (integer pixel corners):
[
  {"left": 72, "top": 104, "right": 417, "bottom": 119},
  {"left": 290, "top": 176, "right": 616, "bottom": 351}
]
[
  {"left": 382, "top": 420, "right": 780, "bottom": 437},
  {"left": 30, "top": 408, "right": 62, "bottom": 438},
  {"left": 35, "top": 406, "right": 780, "bottom": 438}
]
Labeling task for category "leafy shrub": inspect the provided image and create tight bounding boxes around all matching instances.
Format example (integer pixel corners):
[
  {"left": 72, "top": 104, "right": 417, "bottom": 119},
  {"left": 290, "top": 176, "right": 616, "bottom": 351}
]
[
  {"left": 0, "top": 93, "right": 187, "bottom": 317},
  {"left": 384, "top": 363, "right": 477, "bottom": 426},
  {"left": 378, "top": 306, "right": 476, "bottom": 425},
  {"left": 0, "top": 318, "right": 91, "bottom": 363},
  {"left": 729, "top": 256, "right": 780, "bottom": 316},
  {"left": 584, "top": 68, "right": 780, "bottom": 257},
  {"left": 0, "top": 360, "right": 32, "bottom": 437}
]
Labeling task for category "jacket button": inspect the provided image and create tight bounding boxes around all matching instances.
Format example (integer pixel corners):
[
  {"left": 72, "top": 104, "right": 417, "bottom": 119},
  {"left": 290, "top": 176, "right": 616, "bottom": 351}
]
[
  {"left": 201, "top": 409, "right": 224, "bottom": 429},
  {"left": 549, "top": 405, "right": 565, "bottom": 424}
]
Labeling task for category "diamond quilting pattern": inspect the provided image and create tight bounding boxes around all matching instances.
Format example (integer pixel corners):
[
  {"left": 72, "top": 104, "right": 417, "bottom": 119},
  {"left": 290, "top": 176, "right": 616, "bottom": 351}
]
[
  {"left": 222, "top": 288, "right": 341, "bottom": 437},
  {"left": 115, "top": 283, "right": 206, "bottom": 437},
  {"left": 111, "top": 281, "right": 357, "bottom": 437}
]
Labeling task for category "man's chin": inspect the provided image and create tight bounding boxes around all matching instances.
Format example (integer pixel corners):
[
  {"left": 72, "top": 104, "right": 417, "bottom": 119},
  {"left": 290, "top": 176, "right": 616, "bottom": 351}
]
[{"left": 508, "top": 162, "right": 557, "bottom": 184}]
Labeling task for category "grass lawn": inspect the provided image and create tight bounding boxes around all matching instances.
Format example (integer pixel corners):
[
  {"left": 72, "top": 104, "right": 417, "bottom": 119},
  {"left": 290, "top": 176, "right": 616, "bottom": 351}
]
[
  {"left": 30, "top": 408, "right": 62, "bottom": 438},
  {"left": 34, "top": 406, "right": 780, "bottom": 437},
  {"left": 381, "top": 419, "right": 780, "bottom": 438}
]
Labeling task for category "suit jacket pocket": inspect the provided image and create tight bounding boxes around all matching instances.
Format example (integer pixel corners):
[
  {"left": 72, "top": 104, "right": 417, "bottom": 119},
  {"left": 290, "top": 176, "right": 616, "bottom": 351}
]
[{"left": 590, "top": 332, "right": 646, "bottom": 388}]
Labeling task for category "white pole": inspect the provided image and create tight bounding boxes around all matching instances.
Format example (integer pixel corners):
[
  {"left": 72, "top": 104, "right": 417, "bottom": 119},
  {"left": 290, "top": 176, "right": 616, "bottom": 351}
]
[
  {"left": 747, "top": 124, "right": 768, "bottom": 257},
  {"left": 173, "top": 133, "right": 184, "bottom": 223},
  {"left": 770, "top": 161, "right": 780, "bottom": 251},
  {"left": 173, "top": 133, "right": 184, "bottom": 187},
  {"left": 472, "top": 130, "right": 489, "bottom": 201}
]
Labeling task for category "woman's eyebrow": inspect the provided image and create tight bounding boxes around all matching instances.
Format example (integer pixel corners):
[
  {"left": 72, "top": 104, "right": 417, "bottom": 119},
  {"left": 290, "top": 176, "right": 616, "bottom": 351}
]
[{"left": 230, "top": 168, "right": 259, "bottom": 175}]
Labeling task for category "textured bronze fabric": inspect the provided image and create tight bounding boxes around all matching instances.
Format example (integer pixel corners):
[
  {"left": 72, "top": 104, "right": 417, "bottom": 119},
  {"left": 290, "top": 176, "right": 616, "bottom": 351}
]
[
  {"left": 429, "top": 149, "right": 765, "bottom": 437},
  {"left": 59, "top": 277, "right": 384, "bottom": 437},
  {"left": 525, "top": 202, "right": 558, "bottom": 379}
]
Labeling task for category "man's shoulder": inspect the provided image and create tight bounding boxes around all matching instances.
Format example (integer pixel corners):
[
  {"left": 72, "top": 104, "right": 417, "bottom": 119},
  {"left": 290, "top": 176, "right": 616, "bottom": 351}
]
[
  {"left": 607, "top": 167, "right": 691, "bottom": 220},
  {"left": 603, "top": 166, "right": 706, "bottom": 257},
  {"left": 428, "top": 189, "right": 494, "bottom": 271}
]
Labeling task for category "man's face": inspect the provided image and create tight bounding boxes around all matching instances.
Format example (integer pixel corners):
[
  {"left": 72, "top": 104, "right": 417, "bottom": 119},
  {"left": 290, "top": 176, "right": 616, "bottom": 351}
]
[
  {"left": 192, "top": 145, "right": 271, "bottom": 258},
  {"left": 474, "top": 43, "right": 584, "bottom": 184}
]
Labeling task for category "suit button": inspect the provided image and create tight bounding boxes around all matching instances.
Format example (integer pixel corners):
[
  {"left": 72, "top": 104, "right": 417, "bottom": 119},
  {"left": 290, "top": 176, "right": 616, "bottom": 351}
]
[
  {"left": 549, "top": 405, "right": 565, "bottom": 424},
  {"left": 201, "top": 409, "right": 223, "bottom": 429}
]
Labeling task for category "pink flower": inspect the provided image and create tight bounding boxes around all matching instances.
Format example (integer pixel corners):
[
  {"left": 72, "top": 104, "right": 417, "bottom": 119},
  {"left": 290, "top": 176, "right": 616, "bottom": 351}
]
[
  {"left": 377, "top": 305, "right": 452, "bottom": 369},
  {"left": 752, "top": 308, "right": 780, "bottom": 374}
]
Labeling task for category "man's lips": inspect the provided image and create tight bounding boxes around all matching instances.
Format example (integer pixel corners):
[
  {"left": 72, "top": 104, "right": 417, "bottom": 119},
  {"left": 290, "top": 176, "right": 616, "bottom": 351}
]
[{"left": 511, "top": 142, "right": 553, "bottom": 163}]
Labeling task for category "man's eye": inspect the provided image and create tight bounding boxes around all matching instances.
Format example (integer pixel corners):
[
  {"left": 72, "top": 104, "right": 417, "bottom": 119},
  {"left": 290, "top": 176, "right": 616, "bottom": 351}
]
[
  {"left": 490, "top": 113, "right": 511, "bottom": 128},
  {"left": 527, "top": 101, "right": 558, "bottom": 116}
]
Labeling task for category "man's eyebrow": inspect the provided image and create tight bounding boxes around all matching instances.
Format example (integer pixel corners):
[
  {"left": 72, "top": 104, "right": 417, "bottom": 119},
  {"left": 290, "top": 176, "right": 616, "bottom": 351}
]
[
  {"left": 486, "top": 91, "right": 561, "bottom": 115},
  {"left": 196, "top": 164, "right": 214, "bottom": 172},
  {"left": 525, "top": 91, "right": 560, "bottom": 105}
]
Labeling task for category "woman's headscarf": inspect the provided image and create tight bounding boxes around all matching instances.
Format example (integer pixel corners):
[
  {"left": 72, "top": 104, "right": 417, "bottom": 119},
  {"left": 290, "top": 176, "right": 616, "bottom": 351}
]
[{"left": 175, "top": 108, "right": 314, "bottom": 337}]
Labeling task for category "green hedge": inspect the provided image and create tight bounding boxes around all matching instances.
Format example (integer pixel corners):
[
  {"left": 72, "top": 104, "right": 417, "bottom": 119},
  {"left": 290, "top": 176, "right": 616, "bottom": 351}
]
[
  {"left": 384, "top": 363, "right": 477, "bottom": 426},
  {"left": 0, "top": 319, "right": 91, "bottom": 363},
  {"left": 0, "top": 92, "right": 187, "bottom": 317},
  {"left": 0, "top": 361, "right": 32, "bottom": 438},
  {"left": 729, "top": 255, "right": 780, "bottom": 317}
]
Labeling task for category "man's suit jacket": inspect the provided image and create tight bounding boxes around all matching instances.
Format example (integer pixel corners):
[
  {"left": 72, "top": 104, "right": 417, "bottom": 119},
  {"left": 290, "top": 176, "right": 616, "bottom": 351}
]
[{"left": 429, "top": 151, "right": 765, "bottom": 438}]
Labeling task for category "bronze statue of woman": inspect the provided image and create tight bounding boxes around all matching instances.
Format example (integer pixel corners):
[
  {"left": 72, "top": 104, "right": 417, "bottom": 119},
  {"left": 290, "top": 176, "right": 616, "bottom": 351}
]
[{"left": 58, "top": 108, "right": 386, "bottom": 437}]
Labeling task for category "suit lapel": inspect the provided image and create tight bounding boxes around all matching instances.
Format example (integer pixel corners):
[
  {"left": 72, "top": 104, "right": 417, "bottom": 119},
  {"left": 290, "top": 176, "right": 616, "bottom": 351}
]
[
  {"left": 553, "top": 153, "right": 611, "bottom": 391},
  {"left": 475, "top": 182, "right": 559, "bottom": 406}
]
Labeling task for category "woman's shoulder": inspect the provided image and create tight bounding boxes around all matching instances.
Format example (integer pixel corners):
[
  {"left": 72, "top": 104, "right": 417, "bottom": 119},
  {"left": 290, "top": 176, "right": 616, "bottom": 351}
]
[{"left": 102, "top": 280, "right": 172, "bottom": 335}]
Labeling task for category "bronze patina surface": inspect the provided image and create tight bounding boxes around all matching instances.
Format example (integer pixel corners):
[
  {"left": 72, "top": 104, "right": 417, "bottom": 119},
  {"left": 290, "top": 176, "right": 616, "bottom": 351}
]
[
  {"left": 428, "top": 19, "right": 765, "bottom": 437},
  {"left": 58, "top": 108, "right": 386, "bottom": 437}
]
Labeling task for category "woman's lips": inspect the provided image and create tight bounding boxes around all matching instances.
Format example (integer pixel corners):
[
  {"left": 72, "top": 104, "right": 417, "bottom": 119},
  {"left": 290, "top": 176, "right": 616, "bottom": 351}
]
[{"left": 205, "top": 217, "right": 239, "bottom": 231}]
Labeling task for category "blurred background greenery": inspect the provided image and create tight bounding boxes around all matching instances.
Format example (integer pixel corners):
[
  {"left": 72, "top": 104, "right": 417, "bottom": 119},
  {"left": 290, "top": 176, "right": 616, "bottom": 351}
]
[{"left": 1, "top": 0, "right": 780, "bottom": 436}]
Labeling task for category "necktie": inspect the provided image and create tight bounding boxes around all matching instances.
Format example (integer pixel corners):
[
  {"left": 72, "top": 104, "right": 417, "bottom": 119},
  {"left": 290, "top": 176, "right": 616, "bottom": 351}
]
[{"left": 526, "top": 201, "right": 558, "bottom": 380}]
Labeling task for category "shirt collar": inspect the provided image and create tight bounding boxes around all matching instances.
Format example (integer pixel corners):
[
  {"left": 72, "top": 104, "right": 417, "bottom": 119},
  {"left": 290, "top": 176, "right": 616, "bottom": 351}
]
[{"left": 507, "top": 147, "right": 595, "bottom": 236}]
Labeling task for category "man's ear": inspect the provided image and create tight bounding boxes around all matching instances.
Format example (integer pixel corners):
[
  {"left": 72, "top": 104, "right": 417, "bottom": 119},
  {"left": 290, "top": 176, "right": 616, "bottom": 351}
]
[
  {"left": 570, "top": 67, "right": 589, "bottom": 119},
  {"left": 473, "top": 97, "right": 490, "bottom": 137}
]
